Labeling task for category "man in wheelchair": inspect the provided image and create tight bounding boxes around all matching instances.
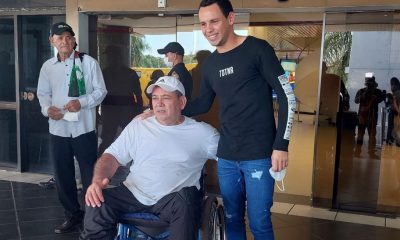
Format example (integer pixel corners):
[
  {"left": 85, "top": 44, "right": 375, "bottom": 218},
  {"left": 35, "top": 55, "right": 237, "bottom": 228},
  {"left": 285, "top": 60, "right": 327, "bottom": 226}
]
[{"left": 79, "top": 76, "right": 219, "bottom": 240}]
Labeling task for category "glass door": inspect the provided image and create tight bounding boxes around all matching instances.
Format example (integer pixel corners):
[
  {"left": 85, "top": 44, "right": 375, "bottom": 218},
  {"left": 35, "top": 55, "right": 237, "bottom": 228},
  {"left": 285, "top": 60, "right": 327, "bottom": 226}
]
[
  {"left": 0, "top": 17, "right": 18, "bottom": 170},
  {"left": 320, "top": 11, "right": 400, "bottom": 214},
  {"left": 18, "top": 15, "right": 65, "bottom": 173}
]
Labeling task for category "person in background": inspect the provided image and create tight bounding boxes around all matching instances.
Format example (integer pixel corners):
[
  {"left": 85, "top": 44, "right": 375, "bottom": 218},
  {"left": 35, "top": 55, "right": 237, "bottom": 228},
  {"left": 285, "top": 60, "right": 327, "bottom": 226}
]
[
  {"left": 354, "top": 75, "right": 384, "bottom": 145},
  {"left": 99, "top": 45, "right": 143, "bottom": 155},
  {"left": 191, "top": 50, "right": 211, "bottom": 100},
  {"left": 37, "top": 22, "right": 107, "bottom": 234},
  {"left": 388, "top": 77, "right": 400, "bottom": 145},
  {"left": 79, "top": 76, "right": 219, "bottom": 240},
  {"left": 158, "top": 42, "right": 193, "bottom": 100}
]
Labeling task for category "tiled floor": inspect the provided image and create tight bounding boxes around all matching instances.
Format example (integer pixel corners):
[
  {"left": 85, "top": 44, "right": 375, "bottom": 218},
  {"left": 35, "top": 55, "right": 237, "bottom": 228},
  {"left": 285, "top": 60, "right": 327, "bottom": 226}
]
[{"left": 1, "top": 171, "right": 400, "bottom": 240}]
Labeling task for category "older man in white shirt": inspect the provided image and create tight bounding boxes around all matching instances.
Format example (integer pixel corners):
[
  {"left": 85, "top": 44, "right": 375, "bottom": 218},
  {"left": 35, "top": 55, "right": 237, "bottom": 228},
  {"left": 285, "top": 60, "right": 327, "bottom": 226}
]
[{"left": 37, "top": 22, "right": 107, "bottom": 234}]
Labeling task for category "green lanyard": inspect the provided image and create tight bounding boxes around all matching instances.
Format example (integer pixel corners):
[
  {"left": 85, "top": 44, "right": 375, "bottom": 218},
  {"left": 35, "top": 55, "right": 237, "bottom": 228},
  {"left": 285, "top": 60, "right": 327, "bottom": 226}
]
[{"left": 68, "top": 55, "right": 86, "bottom": 97}]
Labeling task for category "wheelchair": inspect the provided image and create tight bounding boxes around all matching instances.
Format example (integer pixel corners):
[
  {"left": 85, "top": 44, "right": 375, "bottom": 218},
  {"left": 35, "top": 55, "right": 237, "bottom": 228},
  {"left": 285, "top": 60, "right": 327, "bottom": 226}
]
[{"left": 115, "top": 162, "right": 226, "bottom": 240}]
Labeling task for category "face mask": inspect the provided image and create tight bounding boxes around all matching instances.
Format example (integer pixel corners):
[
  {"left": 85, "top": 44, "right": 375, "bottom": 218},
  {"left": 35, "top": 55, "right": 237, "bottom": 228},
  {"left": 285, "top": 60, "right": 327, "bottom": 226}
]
[
  {"left": 164, "top": 57, "right": 173, "bottom": 68},
  {"left": 269, "top": 167, "right": 286, "bottom": 191}
]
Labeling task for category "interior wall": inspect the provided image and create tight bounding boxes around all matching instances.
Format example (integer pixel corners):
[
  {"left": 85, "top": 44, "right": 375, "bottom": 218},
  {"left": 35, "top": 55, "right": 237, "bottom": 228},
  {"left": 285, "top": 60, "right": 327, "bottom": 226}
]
[{"left": 294, "top": 40, "right": 322, "bottom": 114}]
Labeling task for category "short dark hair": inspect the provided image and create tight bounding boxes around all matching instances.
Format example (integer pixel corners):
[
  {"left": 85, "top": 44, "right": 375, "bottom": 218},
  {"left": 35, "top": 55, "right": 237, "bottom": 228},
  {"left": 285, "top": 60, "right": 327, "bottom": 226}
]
[
  {"left": 150, "top": 69, "right": 165, "bottom": 81},
  {"left": 199, "top": 0, "right": 234, "bottom": 18}
]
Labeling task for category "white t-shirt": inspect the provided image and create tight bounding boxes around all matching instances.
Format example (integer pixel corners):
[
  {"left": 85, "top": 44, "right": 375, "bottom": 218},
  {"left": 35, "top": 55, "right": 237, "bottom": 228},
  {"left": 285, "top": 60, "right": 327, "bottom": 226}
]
[{"left": 105, "top": 116, "right": 219, "bottom": 205}]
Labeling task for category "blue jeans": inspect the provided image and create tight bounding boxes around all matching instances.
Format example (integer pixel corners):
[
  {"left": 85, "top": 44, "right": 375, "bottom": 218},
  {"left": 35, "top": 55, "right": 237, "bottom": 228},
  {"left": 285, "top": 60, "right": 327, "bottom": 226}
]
[{"left": 218, "top": 158, "right": 274, "bottom": 240}]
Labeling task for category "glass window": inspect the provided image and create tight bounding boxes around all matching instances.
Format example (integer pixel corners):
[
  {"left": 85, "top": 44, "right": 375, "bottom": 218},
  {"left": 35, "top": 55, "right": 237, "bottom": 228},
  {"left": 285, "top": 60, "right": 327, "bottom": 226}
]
[
  {"left": 0, "top": 18, "right": 16, "bottom": 102},
  {"left": 0, "top": 109, "right": 17, "bottom": 168}
]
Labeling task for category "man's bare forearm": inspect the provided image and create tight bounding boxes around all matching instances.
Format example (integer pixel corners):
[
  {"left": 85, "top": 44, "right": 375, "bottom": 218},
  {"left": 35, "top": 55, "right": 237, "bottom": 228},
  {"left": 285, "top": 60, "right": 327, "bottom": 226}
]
[{"left": 92, "top": 153, "right": 121, "bottom": 184}]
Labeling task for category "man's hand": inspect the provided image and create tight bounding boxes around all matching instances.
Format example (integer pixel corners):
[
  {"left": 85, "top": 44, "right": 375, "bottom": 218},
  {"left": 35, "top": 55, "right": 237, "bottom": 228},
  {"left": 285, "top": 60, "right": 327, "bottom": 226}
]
[
  {"left": 48, "top": 106, "right": 64, "bottom": 120},
  {"left": 85, "top": 178, "right": 110, "bottom": 208},
  {"left": 271, "top": 150, "right": 288, "bottom": 172},
  {"left": 135, "top": 109, "right": 154, "bottom": 120},
  {"left": 64, "top": 99, "right": 81, "bottom": 112}
]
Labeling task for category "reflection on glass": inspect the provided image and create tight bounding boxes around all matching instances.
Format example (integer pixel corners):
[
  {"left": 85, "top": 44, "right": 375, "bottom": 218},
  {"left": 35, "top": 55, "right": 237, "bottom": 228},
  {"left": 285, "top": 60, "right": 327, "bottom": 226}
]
[
  {"left": 0, "top": 109, "right": 17, "bottom": 168},
  {"left": 99, "top": 44, "right": 144, "bottom": 154},
  {"left": 0, "top": 19, "right": 16, "bottom": 102},
  {"left": 19, "top": 15, "right": 64, "bottom": 173},
  {"left": 354, "top": 75, "right": 385, "bottom": 147},
  {"left": 314, "top": 11, "right": 400, "bottom": 214}
]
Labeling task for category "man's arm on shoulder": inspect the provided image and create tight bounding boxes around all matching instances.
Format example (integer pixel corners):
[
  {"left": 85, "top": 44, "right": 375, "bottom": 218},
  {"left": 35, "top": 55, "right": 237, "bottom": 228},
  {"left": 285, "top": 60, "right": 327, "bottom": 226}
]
[
  {"left": 85, "top": 153, "right": 120, "bottom": 208},
  {"left": 135, "top": 108, "right": 154, "bottom": 120}
]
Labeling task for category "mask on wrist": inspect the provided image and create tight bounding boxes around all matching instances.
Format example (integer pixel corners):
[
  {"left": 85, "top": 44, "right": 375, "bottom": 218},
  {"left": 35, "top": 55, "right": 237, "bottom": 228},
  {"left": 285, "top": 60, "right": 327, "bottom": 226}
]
[{"left": 269, "top": 167, "right": 286, "bottom": 191}]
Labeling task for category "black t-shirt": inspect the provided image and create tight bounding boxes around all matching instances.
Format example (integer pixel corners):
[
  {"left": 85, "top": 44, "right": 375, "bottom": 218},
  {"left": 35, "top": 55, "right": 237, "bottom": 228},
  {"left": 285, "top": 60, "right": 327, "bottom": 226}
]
[
  {"left": 169, "top": 62, "right": 193, "bottom": 100},
  {"left": 184, "top": 36, "right": 295, "bottom": 160}
]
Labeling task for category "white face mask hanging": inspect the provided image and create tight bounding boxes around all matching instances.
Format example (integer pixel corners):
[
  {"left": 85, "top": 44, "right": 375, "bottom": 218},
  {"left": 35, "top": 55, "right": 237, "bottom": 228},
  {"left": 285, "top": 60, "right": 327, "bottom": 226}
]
[
  {"left": 269, "top": 167, "right": 286, "bottom": 192},
  {"left": 163, "top": 57, "right": 173, "bottom": 68}
]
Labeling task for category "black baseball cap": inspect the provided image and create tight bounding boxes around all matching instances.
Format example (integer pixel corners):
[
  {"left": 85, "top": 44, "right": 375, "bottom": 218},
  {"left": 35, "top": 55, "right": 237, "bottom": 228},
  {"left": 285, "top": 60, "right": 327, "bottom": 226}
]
[
  {"left": 157, "top": 42, "right": 184, "bottom": 55},
  {"left": 50, "top": 22, "right": 75, "bottom": 36}
]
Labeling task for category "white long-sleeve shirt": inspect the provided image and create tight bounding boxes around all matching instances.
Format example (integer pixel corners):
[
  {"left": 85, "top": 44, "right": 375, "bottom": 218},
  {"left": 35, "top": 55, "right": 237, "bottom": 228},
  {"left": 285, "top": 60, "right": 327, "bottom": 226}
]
[
  {"left": 105, "top": 116, "right": 220, "bottom": 205},
  {"left": 37, "top": 51, "right": 107, "bottom": 137}
]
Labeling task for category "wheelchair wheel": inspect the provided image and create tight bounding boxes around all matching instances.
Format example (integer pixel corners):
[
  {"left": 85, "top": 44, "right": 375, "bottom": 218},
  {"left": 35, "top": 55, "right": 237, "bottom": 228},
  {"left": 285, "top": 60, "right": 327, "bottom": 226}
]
[
  {"left": 201, "top": 196, "right": 226, "bottom": 240},
  {"left": 215, "top": 205, "right": 226, "bottom": 240}
]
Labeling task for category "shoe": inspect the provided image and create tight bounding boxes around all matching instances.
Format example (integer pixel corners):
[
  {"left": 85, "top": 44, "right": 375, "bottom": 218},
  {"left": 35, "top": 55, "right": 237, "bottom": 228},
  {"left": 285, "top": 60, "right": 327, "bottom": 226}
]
[
  {"left": 54, "top": 217, "right": 82, "bottom": 234},
  {"left": 39, "top": 178, "right": 56, "bottom": 189}
]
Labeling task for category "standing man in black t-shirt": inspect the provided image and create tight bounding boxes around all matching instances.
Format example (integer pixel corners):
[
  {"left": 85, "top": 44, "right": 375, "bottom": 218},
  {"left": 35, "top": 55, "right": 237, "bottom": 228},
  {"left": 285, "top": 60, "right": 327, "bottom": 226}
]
[
  {"left": 188, "top": 1, "right": 296, "bottom": 239},
  {"left": 158, "top": 42, "right": 193, "bottom": 100}
]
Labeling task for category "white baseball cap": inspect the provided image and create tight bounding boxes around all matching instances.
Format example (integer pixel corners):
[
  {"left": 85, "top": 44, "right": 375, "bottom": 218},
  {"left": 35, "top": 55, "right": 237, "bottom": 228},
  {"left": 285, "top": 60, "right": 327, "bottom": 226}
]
[{"left": 146, "top": 76, "right": 185, "bottom": 96}]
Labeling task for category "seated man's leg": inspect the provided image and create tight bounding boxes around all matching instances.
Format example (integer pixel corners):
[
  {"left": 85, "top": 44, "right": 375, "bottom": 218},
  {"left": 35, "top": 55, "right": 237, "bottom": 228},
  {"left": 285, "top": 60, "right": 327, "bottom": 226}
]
[
  {"left": 152, "top": 186, "right": 202, "bottom": 240},
  {"left": 80, "top": 185, "right": 145, "bottom": 240}
]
